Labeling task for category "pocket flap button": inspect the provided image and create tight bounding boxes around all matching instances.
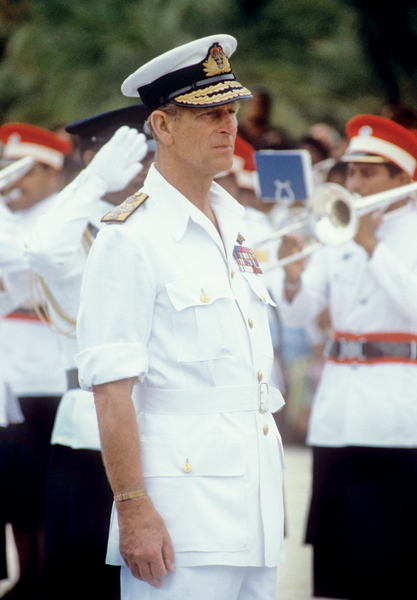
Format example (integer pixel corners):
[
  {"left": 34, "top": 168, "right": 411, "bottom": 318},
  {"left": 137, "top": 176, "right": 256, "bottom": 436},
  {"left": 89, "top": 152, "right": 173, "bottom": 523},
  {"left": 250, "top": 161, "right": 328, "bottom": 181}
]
[
  {"left": 200, "top": 289, "right": 210, "bottom": 303},
  {"left": 183, "top": 460, "right": 193, "bottom": 473}
]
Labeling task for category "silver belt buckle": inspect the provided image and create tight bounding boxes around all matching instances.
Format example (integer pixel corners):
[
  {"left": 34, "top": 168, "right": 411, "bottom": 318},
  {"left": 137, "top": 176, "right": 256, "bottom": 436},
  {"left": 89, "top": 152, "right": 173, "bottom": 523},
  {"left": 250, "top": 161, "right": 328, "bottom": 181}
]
[
  {"left": 340, "top": 338, "right": 364, "bottom": 361},
  {"left": 258, "top": 381, "right": 269, "bottom": 413}
]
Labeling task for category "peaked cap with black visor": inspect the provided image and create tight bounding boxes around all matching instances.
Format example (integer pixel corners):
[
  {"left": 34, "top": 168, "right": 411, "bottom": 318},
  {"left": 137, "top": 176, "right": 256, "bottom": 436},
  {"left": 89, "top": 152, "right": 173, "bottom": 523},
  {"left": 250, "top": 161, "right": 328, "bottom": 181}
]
[
  {"left": 65, "top": 104, "right": 149, "bottom": 143},
  {"left": 121, "top": 34, "right": 252, "bottom": 112}
]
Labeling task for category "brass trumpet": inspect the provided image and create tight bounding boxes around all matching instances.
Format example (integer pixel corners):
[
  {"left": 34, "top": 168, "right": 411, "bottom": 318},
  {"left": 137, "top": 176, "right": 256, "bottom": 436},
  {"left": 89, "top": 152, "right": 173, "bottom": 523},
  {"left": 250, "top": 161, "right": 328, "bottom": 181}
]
[{"left": 261, "top": 181, "right": 417, "bottom": 270}]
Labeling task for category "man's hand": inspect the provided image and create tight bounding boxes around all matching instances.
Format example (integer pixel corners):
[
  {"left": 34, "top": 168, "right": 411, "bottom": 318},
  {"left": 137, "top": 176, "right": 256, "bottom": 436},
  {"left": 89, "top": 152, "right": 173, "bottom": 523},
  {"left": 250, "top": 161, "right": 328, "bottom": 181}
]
[
  {"left": 86, "top": 126, "right": 148, "bottom": 193},
  {"left": 279, "top": 233, "right": 306, "bottom": 281},
  {"left": 93, "top": 378, "right": 174, "bottom": 588},
  {"left": 278, "top": 233, "right": 307, "bottom": 301},
  {"left": 354, "top": 211, "right": 381, "bottom": 257},
  {"left": 117, "top": 495, "right": 175, "bottom": 588}
]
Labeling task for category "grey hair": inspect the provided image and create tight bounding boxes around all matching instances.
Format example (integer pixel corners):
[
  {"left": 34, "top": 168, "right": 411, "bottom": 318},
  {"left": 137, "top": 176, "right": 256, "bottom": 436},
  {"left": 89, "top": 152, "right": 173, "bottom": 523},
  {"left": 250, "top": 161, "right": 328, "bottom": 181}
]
[{"left": 144, "top": 102, "right": 183, "bottom": 143}]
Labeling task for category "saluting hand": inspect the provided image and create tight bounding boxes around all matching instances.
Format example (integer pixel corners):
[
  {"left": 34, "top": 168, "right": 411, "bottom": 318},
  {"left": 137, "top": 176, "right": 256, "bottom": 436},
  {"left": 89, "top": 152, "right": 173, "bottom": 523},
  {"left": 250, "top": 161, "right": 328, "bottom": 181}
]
[
  {"left": 279, "top": 233, "right": 307, "bottom": 283},
  {"left": 86, "top": 126, "right": 148, "bottom": 193}
]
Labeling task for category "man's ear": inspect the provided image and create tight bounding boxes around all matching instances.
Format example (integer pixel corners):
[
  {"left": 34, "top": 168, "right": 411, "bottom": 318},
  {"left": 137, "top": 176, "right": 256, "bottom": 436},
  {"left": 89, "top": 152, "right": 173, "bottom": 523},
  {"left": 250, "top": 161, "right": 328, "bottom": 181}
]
[
  {"left": 398, "top": 170, "right": 413, "bottom": 186},
  {"left": 83, "top": 149, "right": 95, "bottom": 166},
  {"left": 151, "top": 111, "right": 174, "bottom": 146}
]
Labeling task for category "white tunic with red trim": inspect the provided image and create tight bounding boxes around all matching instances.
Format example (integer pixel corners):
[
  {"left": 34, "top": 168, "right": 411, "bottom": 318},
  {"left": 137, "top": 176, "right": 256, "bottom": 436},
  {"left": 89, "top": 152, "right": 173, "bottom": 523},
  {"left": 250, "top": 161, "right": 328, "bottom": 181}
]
[
  {"left": 0, "top": 196, "right": 66, "bottom": 399},
  {"left": 277, "top": 207, "right": 417, "bottom": 448}
]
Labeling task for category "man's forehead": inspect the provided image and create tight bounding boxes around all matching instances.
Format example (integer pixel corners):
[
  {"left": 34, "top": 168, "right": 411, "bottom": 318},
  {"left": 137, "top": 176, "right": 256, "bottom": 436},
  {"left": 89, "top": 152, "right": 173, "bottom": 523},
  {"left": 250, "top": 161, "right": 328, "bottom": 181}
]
[
  {"left": 347, "top": 161, "right": 388, "bottom": 173},
  {"left": 184, "top": 101, "right": 240, "bottom": 117}
]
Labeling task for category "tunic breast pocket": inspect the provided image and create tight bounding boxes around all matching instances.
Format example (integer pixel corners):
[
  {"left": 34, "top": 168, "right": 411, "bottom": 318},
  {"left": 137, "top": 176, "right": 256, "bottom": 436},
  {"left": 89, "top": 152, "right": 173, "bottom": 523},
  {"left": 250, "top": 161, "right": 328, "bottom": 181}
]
[{"left": 165, "top": 277, "right": 242, "bottom": 362}]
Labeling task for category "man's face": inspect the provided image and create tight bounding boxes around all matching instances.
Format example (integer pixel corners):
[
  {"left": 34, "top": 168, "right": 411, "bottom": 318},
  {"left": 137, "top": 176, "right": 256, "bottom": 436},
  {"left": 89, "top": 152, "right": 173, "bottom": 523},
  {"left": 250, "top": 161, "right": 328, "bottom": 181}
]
[
  {"left": 346, "top": 161, "right": 409, "bottom": 197},
  {"left": 168, "top": 102, "right": 239, "bottom": 178},
  {"left": 3, "top": 162, "right": 60, "bottom": 211}
]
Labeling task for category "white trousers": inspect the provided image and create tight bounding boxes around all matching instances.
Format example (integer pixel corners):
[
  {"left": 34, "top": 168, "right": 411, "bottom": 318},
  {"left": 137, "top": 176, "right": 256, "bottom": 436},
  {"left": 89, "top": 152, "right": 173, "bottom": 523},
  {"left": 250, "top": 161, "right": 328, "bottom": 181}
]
[{"left": 120, "top": 564, "right": 277, "bottom": 600}]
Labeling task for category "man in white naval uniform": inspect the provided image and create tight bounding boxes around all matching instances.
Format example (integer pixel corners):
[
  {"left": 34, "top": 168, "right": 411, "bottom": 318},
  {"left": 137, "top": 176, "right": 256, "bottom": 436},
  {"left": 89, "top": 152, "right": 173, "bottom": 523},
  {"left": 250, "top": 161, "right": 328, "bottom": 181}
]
[
  {"left": 76, "top": 35, "right": 285, "bottom": 600},
  {"left": 277, "top": 115, "right": 417, "bottom": 600},
  {"left": 24, "top": 107, "right": 149, "bottom": 600}
]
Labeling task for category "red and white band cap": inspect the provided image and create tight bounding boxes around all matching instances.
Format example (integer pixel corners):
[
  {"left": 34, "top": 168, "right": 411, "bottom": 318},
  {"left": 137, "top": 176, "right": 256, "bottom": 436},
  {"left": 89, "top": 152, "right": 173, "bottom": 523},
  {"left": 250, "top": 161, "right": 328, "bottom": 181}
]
[
  {"left": 342, "top": 115, "right": 417, "bottom": 180},
  {"left": 0, "top": 123, "right": 73, "bottom": 170}
]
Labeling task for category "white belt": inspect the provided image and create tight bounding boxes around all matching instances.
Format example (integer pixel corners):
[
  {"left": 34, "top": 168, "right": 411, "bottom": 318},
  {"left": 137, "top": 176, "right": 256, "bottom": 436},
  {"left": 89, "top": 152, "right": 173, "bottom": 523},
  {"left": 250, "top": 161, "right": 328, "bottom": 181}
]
[{"left": 135, "top": 383, "right": 284, "bottom": 415}]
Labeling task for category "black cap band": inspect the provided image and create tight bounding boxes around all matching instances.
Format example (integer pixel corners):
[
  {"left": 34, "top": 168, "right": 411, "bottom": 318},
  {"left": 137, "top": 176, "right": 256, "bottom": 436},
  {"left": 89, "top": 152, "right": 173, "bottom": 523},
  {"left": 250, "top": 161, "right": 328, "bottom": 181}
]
[{"left": 138, "top": 62, "right": 236, "bottom": 111}]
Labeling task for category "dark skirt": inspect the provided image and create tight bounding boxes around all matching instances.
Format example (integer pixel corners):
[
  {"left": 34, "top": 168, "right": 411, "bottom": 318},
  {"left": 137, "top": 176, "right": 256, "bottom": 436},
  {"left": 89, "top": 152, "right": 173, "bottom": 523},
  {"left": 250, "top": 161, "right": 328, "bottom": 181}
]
[
  {"left": 0, "top": 396, "right": 60, "bottom": 594},
  {"left": 44, "top": 444, "right": 120, "bottom": 600},
  {"left": 306, "top": 445, "right": 417, "bottom": 600}
]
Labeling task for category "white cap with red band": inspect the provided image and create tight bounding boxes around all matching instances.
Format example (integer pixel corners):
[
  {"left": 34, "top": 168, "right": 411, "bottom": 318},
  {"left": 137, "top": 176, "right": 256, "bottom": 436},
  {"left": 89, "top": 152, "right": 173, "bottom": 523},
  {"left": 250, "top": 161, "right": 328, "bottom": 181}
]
[
  {"left": 342, "top": 115, "right": 417, "bottom": 181},
  {"left": 0, "top": 123, "right": 73, "bottom": 170}
]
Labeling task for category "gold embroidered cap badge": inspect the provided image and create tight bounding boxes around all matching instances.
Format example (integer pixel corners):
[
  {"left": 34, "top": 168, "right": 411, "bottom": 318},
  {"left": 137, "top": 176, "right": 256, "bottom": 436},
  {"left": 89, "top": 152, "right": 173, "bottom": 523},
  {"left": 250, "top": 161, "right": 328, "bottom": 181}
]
[{"left": 202, "top": 43, "right": 232, "bottom": 77}]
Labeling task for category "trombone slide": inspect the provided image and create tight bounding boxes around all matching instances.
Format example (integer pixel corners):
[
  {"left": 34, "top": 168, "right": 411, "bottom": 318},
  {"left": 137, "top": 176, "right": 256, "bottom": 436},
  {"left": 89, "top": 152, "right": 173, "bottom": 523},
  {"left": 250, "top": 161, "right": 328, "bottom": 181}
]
[
  {"left": 0, "top": 156, "right": 35, "bottom": 192},
  {"left": 258, "top": 179, "right": 417, "bottom": 272},
  {"left": 264, "top": 241, "right": 322, "bottom": 272}
]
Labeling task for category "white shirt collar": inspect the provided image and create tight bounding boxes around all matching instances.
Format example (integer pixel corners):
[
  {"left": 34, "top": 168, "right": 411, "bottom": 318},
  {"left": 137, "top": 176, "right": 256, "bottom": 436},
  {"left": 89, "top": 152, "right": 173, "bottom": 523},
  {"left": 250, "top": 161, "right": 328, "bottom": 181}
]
[{"left": 142, "top": 163, "right": 244, "bottom": 243}]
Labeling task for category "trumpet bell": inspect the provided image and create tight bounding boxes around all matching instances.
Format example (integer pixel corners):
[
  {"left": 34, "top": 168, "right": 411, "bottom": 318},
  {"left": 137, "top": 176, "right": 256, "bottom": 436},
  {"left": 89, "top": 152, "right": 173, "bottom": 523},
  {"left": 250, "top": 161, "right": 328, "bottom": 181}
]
[{"left": 308, "top": 183, "right": 359, "bottom": 246}]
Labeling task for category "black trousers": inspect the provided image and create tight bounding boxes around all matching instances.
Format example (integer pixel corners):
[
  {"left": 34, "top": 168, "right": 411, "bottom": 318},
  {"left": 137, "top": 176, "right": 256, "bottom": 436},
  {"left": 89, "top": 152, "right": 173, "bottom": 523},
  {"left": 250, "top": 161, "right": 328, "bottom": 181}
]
[
  {"left": 306, "top": 445, "right": 417, "bottom": 600},
  {"left": 43, "top": 444, "right": 120, "bottom": 600}
]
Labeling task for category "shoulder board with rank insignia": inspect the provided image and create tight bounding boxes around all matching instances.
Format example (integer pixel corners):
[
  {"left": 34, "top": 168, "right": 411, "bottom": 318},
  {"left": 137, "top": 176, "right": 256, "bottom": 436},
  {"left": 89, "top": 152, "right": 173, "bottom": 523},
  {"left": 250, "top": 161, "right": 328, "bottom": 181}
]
[{"left": 101, "top": 192, "right": 149, "bottom": 224}]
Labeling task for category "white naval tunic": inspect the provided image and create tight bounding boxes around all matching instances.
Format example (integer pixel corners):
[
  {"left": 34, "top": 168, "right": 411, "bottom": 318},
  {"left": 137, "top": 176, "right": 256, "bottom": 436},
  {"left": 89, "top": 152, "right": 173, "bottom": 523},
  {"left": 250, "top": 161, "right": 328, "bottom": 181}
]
[
  {"left": 277, "top": 208, "right": 417, "bottom": 448},
  {"left": 76, "top": 164, "right": 285, "bottom": 569},
  {"left": 24, "top": 173, "right": 113, "bottom": 450}
]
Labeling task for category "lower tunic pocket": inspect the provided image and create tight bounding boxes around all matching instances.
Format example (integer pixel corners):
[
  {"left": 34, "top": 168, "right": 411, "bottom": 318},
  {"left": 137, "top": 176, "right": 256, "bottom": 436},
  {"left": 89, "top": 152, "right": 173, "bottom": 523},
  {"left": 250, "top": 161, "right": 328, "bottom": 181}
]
[{"left": 140, "top": 432, "right": 249, "bottom": 553}]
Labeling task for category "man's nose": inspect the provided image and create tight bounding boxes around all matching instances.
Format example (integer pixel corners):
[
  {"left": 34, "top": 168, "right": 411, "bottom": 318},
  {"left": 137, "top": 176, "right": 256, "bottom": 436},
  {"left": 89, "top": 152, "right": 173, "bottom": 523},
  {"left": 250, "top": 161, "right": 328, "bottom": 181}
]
[
  {"left": 220, "top": 113, "right": 238, "bottom": 134},
  {"left": 347, "top": 174, "right": 363, "bottom": 196}
]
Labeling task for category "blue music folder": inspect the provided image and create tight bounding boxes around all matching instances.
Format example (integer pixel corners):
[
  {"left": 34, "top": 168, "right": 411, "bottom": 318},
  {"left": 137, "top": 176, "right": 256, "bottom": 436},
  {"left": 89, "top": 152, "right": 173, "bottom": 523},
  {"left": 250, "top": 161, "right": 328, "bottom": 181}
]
[{"left": 255, "top": 149, "right": 314, "bottom": 203}]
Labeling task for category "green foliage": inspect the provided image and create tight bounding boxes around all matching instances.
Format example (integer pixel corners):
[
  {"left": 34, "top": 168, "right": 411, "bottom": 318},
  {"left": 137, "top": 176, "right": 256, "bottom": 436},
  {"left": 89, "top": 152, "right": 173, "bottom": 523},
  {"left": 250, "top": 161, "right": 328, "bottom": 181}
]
[{"left": 0, "top": 0, "right": 415, "bottom": 137}]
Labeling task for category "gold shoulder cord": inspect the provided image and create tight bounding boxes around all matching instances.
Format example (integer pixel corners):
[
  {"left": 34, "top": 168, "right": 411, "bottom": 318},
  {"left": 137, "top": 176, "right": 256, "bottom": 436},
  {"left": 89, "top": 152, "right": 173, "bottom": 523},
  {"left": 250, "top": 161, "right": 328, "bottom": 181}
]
[
  {"left": 82, "top": 227, "right": 94, "bottom": 254},
  {"left": 29, "top": 270, "right": 77, "bottom": 337},
  {"left": 29, "top": 226, "right": 94, "bottom": 338}
]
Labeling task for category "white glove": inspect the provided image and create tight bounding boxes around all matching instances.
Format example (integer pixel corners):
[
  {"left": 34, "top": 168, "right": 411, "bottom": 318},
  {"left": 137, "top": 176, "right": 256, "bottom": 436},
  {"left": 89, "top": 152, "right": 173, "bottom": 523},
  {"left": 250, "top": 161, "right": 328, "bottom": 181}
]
[
  {"left": 0, "top": 229, "right": 26, "bottom": 271},
  {"left": 0, "top": 206, "right": 26, "bottom": 272},
  {"left": 86, "top": 126, "right": 148, "bottom": 193}
]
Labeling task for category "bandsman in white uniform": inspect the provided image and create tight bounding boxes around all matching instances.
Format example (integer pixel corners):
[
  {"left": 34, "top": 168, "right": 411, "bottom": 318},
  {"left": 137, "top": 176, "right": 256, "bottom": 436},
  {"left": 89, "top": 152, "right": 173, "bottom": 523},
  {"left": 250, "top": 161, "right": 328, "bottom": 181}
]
[
  {"left": 76, "top": 35, "right": 285, "bottom": 600},
  {"left": 0, "top": 123, "right": 72, "bottom": 598},
  {"left": 277, "top": 115, "right": 417, "bottom": 599},
  {"left": 25, "top": 106, "right": 150, "bottom": 600}
]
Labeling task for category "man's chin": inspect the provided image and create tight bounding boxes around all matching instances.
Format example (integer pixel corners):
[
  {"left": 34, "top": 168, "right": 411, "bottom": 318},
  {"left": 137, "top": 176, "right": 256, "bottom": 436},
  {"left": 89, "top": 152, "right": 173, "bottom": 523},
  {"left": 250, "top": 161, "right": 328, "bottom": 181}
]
[{"left": 212, "top": 155, "right": 234, "bottom": 177}]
